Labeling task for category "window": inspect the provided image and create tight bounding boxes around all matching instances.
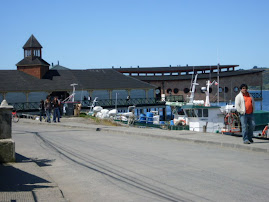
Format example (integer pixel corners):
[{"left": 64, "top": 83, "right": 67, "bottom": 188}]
[
  {"left": 173, "top": 88, "right": 179, "bottom": 94},
  {"left": 167, "top": 88, "right": 172, "bottom": 94},
  {"left": 184, "top": 88, "right": 190, "bottom": 93},
  {"left": 209, "top": 87, "right": 212, "bottom": 93},
  {"left": 233, "top": 86, "right": 239, "bottom": 92},
  {"left": 203, "top": 109, "right": 208, "bottom": 117},
  {"left": 198, "top": 109, "right": 208, "bottom": 117},
  {"left": 185, "top": 109, "right": 197, "bottom": 117},
  {"left": 219, "top": 87, "right": 223, "bottom": 93},
  {"left": 224, "top": 87, "right": 229, "bottom": 93},
  {"left": 198, "top": 109, "right": 202, "bottom": 117}
]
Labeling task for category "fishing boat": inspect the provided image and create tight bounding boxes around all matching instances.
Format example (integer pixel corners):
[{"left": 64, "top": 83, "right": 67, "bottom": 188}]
[
  {"left": 167, "top": 74, "right": 240, "bottom": 133},
  {"left": 167, "top": 74, "right": 269, "bottom": 137}
]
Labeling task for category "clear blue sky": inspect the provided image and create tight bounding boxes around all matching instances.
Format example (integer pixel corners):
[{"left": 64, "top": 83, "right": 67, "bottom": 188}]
[{"left": 0, "top": 0, "right": 268, "bottom": 70}]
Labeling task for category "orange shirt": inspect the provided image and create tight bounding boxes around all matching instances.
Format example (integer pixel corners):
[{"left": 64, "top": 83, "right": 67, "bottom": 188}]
[{"left": 243, "top": 93, "right": 253, "bottom": 114}]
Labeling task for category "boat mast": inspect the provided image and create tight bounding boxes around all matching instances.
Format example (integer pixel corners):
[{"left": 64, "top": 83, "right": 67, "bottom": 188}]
[
  {"left": 70, "top": 83, "right": 78, "bottom": 102},
  {"left": 189, "top": 74, "right": 199, "bottom": 103}
]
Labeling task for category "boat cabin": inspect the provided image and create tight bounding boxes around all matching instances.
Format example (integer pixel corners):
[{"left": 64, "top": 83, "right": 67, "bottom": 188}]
[{"left": 181, "top": 104, "right": 225, "bottom": 133}]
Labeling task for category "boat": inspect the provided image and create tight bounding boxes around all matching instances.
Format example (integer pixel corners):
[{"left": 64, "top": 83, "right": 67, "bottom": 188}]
[{"left": 167, "top": 74, "right": 269, "bottom": 136}]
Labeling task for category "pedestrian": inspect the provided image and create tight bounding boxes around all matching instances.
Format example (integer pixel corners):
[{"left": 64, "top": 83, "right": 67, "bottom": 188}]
[
  {"left": 235, "top": 84, "right": 255, "bottom": 144},
  {"left": 39, "top": 99, "right": 46, "bottom": 122},
  {"left": 44, "top": 96, "right": 52, "bottom": 123},
  {"left": 52, "top": 96, "right": 61, "bottom": 123}
]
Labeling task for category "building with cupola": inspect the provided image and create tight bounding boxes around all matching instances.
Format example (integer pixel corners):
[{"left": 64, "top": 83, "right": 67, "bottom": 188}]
[{"left": 0, "top": 35, "right": 156, "bottom": 104}]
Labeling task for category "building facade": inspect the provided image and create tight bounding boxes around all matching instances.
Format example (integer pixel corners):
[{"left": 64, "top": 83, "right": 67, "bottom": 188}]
[{"left": 115, "top": 65, "right": 263, "bottom": 102}]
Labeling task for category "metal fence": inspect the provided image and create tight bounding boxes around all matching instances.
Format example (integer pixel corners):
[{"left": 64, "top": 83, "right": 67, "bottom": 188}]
[
  {"left": 9, "top": 93, "right": 261, "bottom": 111},
  {"left": 250, "top": 92, "right": 262, "bottom": 99},
  {"left": 10, "top": 96, "right": 179, "bottom": 111}
]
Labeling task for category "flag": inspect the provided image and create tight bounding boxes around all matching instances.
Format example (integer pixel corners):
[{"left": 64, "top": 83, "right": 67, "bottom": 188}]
[{"left": 215, "top": 82, "right": 218, "bottom": 86}]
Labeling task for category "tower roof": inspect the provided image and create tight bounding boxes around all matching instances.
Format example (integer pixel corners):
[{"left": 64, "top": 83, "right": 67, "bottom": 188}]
[{"left": 23, "top": 34, "right": 43, "bottom": 49}]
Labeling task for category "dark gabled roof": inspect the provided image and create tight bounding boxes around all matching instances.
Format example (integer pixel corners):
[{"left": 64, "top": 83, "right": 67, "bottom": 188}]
[
  {"left": 50, "top": 65, "right": 70, "bottom": 70},
  {"left": 115, "top": 65, "right": 239, "bottom": 73},
  {"left": 23, "top": 35, "right": 42, "bottom": 49},
  {"left": 16, "top": 57, "right": 50, "bottom": 66},
  {"left": 0, "top": 69, "right": 156, "bottom": 92},
  {"left": 131, "top": 69, "right": 264, "bottom": 81}
]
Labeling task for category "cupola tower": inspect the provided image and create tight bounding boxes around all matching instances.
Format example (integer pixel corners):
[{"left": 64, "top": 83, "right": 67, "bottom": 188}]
[{"left": 16, "top": 35, "right": 50, "bottom": 79}]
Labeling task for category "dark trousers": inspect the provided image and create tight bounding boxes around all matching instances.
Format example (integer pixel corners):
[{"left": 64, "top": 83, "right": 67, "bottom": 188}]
[{"left": 53, "top": 108, "right": 61, "bottom": 122}]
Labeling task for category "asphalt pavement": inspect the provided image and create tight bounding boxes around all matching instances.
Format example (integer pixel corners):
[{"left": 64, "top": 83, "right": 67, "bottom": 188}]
[{"left": 1, "top": 116, "right": 269, "bottom": 202}]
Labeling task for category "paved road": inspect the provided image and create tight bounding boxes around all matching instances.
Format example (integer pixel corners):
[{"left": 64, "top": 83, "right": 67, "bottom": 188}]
[{"left": 13, "top": 123, "right": 269, "bottom": 202}]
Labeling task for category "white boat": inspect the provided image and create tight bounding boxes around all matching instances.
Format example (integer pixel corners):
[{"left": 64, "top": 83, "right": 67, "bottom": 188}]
[{"left": 168, "top": 74, "right": 240, "bottom": 133}]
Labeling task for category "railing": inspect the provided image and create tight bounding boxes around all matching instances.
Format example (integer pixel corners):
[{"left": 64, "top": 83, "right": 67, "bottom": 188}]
[
  {"left": 81, "top": 98, "right": 164, "bottom": 107},
  {"left": 165, "top": 95, "right": 184, "bottom": 102},
  {"left": 9, "top": 95, "right": 185, "bottom": 111},
  {"left": 250, "top": 92, "right": 262, "bottom": 99},
  {"left": 11, "top": 102, "right": 40, "bottom": 111}
]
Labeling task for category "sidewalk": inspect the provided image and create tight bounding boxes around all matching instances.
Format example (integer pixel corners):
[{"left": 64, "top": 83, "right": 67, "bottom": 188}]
[
  {"left": 20, "top": 117, "right": 269, "bottom": 153},
  {"left": 0, "top": 154, "right": 67, "bottom": 202}
]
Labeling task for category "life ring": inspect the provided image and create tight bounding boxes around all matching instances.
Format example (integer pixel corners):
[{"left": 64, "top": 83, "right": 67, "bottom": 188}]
[
  {"left": 225, "top": 114, "right": 233, "bottom": 125},
  {"left": 262, "top": 125, "right": 268, "bottom": 136},
  {"left": 179, "top": 119, "right": 186, "bottom": 126}
]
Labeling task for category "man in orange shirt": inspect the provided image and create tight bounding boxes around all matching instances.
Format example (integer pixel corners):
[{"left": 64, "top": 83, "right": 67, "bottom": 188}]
[{"left": 235, "top": 84, "right": 255, "bottom": 144}]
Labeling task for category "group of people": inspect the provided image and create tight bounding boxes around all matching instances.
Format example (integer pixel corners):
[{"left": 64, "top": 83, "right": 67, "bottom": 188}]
[{"left": 39, "top": 95, "right": 61, "bottom": 123}]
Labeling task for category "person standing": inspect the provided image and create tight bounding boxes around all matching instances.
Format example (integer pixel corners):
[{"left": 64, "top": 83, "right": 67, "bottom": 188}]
[
  {"left": 52, "top": 96, "right": 61, "bottom": 123},
  {"left": 39, "top": 99, "right": 46, "bottom": 122},
  {"left": 235, "top": 84, "right": 255, "bottom": 144},
  {"left": 44, "top": 96, "right": 52, "bottom": 123}
]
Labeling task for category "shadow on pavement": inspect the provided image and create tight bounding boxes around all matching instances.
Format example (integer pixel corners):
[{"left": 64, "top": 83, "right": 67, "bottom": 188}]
[
  {"left": 16, "top": 153, "right": 55, "bottom": 167},
  {"left": 0, "top": 153, "right": 53, "bottom": 192}
]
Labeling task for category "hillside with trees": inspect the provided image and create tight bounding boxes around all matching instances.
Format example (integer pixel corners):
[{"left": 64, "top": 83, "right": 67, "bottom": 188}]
[{"left": 262, "top": 68, "right": 269, "bottom": 90}]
